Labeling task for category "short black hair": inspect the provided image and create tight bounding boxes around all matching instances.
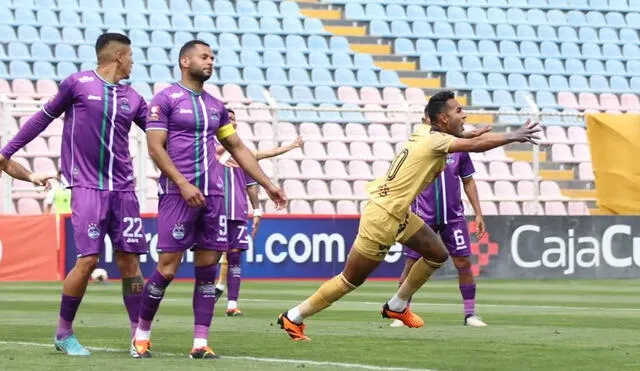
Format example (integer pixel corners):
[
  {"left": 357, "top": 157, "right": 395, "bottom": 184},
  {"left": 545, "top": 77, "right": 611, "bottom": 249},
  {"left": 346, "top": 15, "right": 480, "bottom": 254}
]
[
  {"left": 95, "top": 33, "right": 131, "bottom": 55},
  {"left": 178, "top": 40, "right": 210, "bottom": 61},
  {"left": 426, "top": 90, "right": 455, "bottom": 123},
  {"left": 227, "top": 108, "right": 235, "bottom": 115}
]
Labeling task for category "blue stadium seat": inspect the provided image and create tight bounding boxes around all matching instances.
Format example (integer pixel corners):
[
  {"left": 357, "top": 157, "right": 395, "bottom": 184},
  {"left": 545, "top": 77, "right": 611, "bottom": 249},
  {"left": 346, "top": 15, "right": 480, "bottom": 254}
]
[
  {"left": 0, "top": 8, "right": 12, "bottom": 24},
  {"left": 582, "top": 43, "right": 602, "bottom": 58},
  {"left": 420, "top": 54, "right": 440, "bottom": 70},
  {"left": 471, "top": 89, "right": 492, "bottom": 106},
  {"left": 541, "top": 41, "right": 561, "bottom": 58},
  {"left": 458, "top": 40, "right": 478, "bottom": 55},
  {"left": 567, "top": 10, "right": 587, "bottom": 26},
  {"left": 260, "top": 50, "right": 281, "bottom": 69},
  {"left": 355, "top": 54, "right": 376, "bottom": 70},
  {"left": 220, "top": 67, "right": 241, "bottom": 84},
  {"left": 280, "top": 1, "right": 301, "bottom": 16},
  {"left": 147, "top": 47, "right": 169, "bottom": 64},
  {"left": 239, "top": 50, "right": 260, "bottom": 67},
  {"left": 286, "top": 51, "right": 307, "bottom": 68},
  {"left": 626, "top": 12, "right": 640, "bottom": 25},
  {"left": 520, "top": 41, "right": 540, "bottom": 57},
  {"left": 123, "top": 0, "right": 145, "bottom": 11},
  {"left": 391, "top": 20, "right": 412, "bottom": 37},
  {"left": 264, "top": 66, "right": 286, "bottom": 84},
  {"left": 365, "top": 3, "right": 386, "bottom": 20},
  {"left": 77, "top": 44, "right": 94, "bottom": 62},
  {"left": 308, "top": 36, "right": 328, "bottom": 52},
  {"left": 416, "top": 39, "right": 436, "bottom": 54},
  {"left": 172, "top": 14, "right": 193, "bottom": 30},
  {"left": 132, "top": 82, "right": 152, "bottom": 99},
  {"left": 56, "top": 0, "right": 78, "bottom": 8},
  {"left": 548, "top": 10, "right": 567, "bottom": 24},
  {"left": 603, "top": 44, "right": 621, "bottom": 58},
  {"left": 269, "top": 85, "right": 292, "bottom": 103},
  {"left": 475, "top": 23, "right": 496, "bottom": 39},
  {"left": 148, "top": 0, "right": 168, "bottom": 12},
  {"left": 530, "top": 74, "right": 550, "bottom": 91},
  {"left": 506, "top": 8, "right": 526, "bottom": 22},
  {"left": 17, "top": 26, "right": 39, "bottom": 43},
  {"left": 623, "top": 44, "right": 640, "bottom": 58},
  {"left": 610, "top": 76, "right": 630, "bottom": 91},
  {"left": 318, "top": 103, "right": 342, "bottom": 122},
  {"left": 82, "top": 11, "right": 103, "bottom": 27},
  {"left": 513, "top": 91, "right": 530, "bottom": 108},
  {"left": 126, "top": 14, "right": 147, "bottom": 29},
  {"left": 478, "top": 40, "right": 498, "bottom": 55},
  {"left": 406, "top": 5, "right": 426, "bottom": 20},
  {"left": 517, "top": 25, "right": 536, "bottom": 40},
  {"left": 558, "top": 26, "right": 579, "bottom": 42},
  {"left": 34, "top": 61, "right": 56, "bottom": 79},
  {"left": 462, "top": 56, "right": 482, "bottom": 72},
  {"left": 579, "top": 27, "right": 599, "bottom": 42},
  {"left": 549, "top": 75, "right": 569, "bottom": 91},
  {"left": 314, "top": 86, "right": 338, "bottom": 104},
  {"left": 311, "top": 68, "right": 333, "bottom": 85},
  {"left": 628, "top": 60, "right": 640, "bottom": 75},
  {"left": 605, "top": 12, "right": 625, "bottom": 26},
  {"left": 257, "top": 0, "right": 279, "bottom": 16},
  {"left": 241, "top": 34, "right": 261, "bottom": 50},
  {"left": 31, "top": 43, "right": 53, "bottom": 61},
  {"left": 150, "top": 65, "right": 172, "bottom": 82},
  {"left": 40, "top": 26, "right": 61, "bottom": 44},
  {"left": 10, "top": 61, "right": 32, "bottom": 78},
  {"left": 170, "top": 0, "right": 191, "bottom": 13},
  {"left": 237, "top": 0, "right": 257, "bottom": 16},
  {"left": 217, "top": 15, "right": 238, "bottom": 32},
  {"left": 609, "top": 0, "right": 629, "bottom": 9},
  {"left": 295, "top": 103, "right": 320, "bottom": 123},
  {"left": 57, "top": 61, "right": 77, "bottom": 77},
  {"left": 488, "top": 73, "right": 508, "bottom": 89},
  {"left": 291, "top": 85, "right": 313, "bottom": 103},
  {"left": 631, "top": 77, "right": 640, "bottom": 91},
  {"left": 590, "top": 0, "right": 609, "bottom": 8},
  {"left": 620, "top": 29, "right": 638, "bottom": 43},
  {"left": 605, "top": 60, "right": 625, "bottom": 75},
  {"left": 433, "top": 22, "right": 454, "bottom": 37},
  {"left": 131, "top": 47, "right": 145, "bottom": 63},
  {"left": 289, "top": 68, "right": 310, "bottom": 85},
  {"left": 330, "top": 36, "right": 350, "bottom": 51},
  {"left": 194, "top": 15, "right": 214, "bottom": 30},
  {"left": 487, "top": 8, "right": 506, "bottom": 23},
  {"left": 508, "top": 74, "right": 529, "bottom": 90},
  {"left": 467, "top": 7, "right": 486, "bottom": 22},
  {"left": 37, "top": 9, "right": 58, "bottom": 26},
  {"left": 394, "top": 38, "right": 414, "bottom": 54},
  {"left": 285, "top": 35, "right": 307, "bottom": 51},
  {"left": 332, "top": 52, "right": 353, "bottom": 68},
  {"left": 466, "top": 72, "right": 487, "bottom": 89},
  {"left": 426, "top": 5, "right": 447, "bottom": 21},
  {"left": 566, "top": 58, "right": 585, "bottom": 74},
  {"left": 493, "top": 90, "right": 514, "bottom": 107},
  {"left": 55, "top": 44, "right": 76, "bottom": 61},
  {"left": 569, "top": 75, "right": 590, "bottom": 91},
  {"left": 586, "top": 11, "right": 607, "bottom": 26},
  {"left": 304, "top": 18, "right": 327, "bottom": 34},
  {"left": 15, "top": 9, "right": 36, "bottom": 25},
  {"left": 561, "top": 42, "right": 581, "bottom": 58},
  {"left": 537, "top": 25, "right": 557, "bottom": 41},
  {"left": 9, "top": 42, "right": 30, "bottom": 59},
  {"left": 244, "top": 66, "right": 266, "bottom": 84},
  {"left": 524, "top": 57, "right": 545, "bottom": 73},
  {"left": 335, "top": 68, "right": 356, "bottom": 85},
  {"left": 345, "top": 3, "right": 365, "bottom": 19},
  {"left": 342, "top": 103, "right": 366, "bottom": 123},
  {"left": 61, "top": 27, "right": 83, "bottom": 44},
  {"left": 80, "top": 62, "right": 97, "bottom": 71},
  {"left": 455, "top": 23, "right": 475, "bottom": 38},
  {"left": 151, "top": 30, "right": 173, "bottom": 48},
  {"left": 437, "top": 39, "right": 456, "bottom": 54},
  {"left": 357, "top": 69, "right": 379, "bottom": 86},
  {"left": 386, "top": 4, "right": 406, "bottom": 19},
  {"left": 448, "top": 6, "right": 466, "bottom": 21},
  {"left": 129, "top": 29, "right": 150, "bottom": 47},
  {"left": 309, "top": 51, "right": 330, "bottom": 68},
  {"left": 264, "top": 35, "right": 285, "bottom": 50},
  {"left": 192, "top": 0, "right": 212, "bottom": 12},
  {"left": 500, "top": 41, "right": 520, "bottom": 57},
  {"left": 496, "top": 24, "right": 515, "bottom": 39},
  {"left": 411, "top": 21, "right": 432, "bottom": 38},
  {"left": 104, "top": 12, "right": 125, "bottom": 29},
  {"left": 260, "top": 17, "right": 281, "bottom": 33},
  {"left": 586, "top": 59, "right": 605, "bottom": 75},
  {"left": 482, "top": 56, "right": 502, "bottom": 71},
  {"left": 173, "top": 31, "right": 192, "bottom": 48},
  {"left": 245, "top": 84, "right": 265, "bottom": 102},
  {"left": 589, "top": 75, "right": 609, "bottom": 91},
  {"left": 441, "top": 55, "right": 461, "bottom": 70}
]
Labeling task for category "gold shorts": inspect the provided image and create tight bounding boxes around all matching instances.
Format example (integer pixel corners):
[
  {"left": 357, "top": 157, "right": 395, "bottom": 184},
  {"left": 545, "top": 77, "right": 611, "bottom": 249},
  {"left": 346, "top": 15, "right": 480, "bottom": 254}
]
[{"left": 353, "top": 201, "right": 424, "bottom": 261}]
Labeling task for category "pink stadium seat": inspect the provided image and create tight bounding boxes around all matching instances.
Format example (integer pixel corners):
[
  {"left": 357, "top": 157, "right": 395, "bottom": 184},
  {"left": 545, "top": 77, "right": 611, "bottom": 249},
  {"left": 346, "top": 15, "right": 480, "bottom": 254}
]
[
  {"left": 522, "top": 201, "right": 544, "bottom": 215},
  {"left": 345, "top": 123, "right": 369, "bottom": 140},
  {"left": 277, "top": 159, "right": 301, "bottom": 178},
  {"left": 290, "top": 200, "right": 312, "bottom": 214},
  {"left": 471, "top": 161, "right": 489, "bottom": 180},
  {"left": 313, "top": 200, "right": 336, "bottom": 215},
  {"left": 11, "top": 79, "right": 36, "bottom": 97},
  {"left": 545, "top": 201, "right": 567, "bottom": 215},
  {"left": 545, "top": 126, "right": 569, "bottom": 144},
  {"left": 330, "top": 180, "right": 353, "bottom": 197},
  {"left": 599, "top": 93, "right": 621, "bottom": 112},
  {"left": 368, "top": 123, "right": 390, "bottom": 140},
  {"left": 226, "top": 103, "right": 250, "bottom": 121},
  {"left": 259, "top": 141, "right": 274, "bottom": 153},
  {"left": 462, "top": 200, "right": 473, "bottom": 216},
  {"left": 512, "top": 161, "right": 534, "bottom": 179},
  {"left": 245, "top": 140, "right": 258, "bottom": 153},
  {"left": 337, "top": 86, "right": 361, "bottom": 105},
  {"left": 47, "top": 136, "right": 62, "bottom": 154},
  {"left": 408, "top": 104, "right": 423, "bottom": 122},
  {"left": 573, "top": 144, "right": 591, "bottom": 161},
  {"left": 222, "top": 84, "right": 249, "bottom": 103},
  {"left": 372, "top": 160, "right": 390, "bottom": 177},
  {"left": 26, "top": 137, "right": 51, "bottom": 156},
  {"left": 405, "top": 88, "right": 426, "bottom": 104},
  {"left": 372, "top": 142, "right": 394, "bottom": 160},
  {"left": 387, "top": 103, "right": 409, "bottom": 123},
  {"left": 489, "top": 161, "right": 514, "bottom": 180},
  {"left": 364, "top": 103, "right": 390, "bottom": 123},
  {"left": 17, "top": 198, "right": 42, "bottom": 215},
  {"left": 568, "top": 201, "right": 590, "bottom": 215},
  {"left": 540, "top": 181, "right": 564, "bottom": 199},
  {"left": 300, "top": 122, "right": 322, "bottom": 140},
  {"left": 33, "top": 157, "right": 57, "bottom": 174},
  {"left": 324, "top": 160, "right": 349, "bottom": 179},
  {"left": 361, "top": 87, "right": 384, "bottom": 105},
  {"left": 253, "top": 122, "right": 274, "bottom": 139},
  {"left": 248, "top": 103, "right": 273, "bottom": 121},
  {"left": 517, "top": 180, "right": 535, "bottom": 199},
  {"left": 551, "top": 143, "right": 575, "bottom": 162},
  {"left": 259, "top": 158, "right": 274, "bottom": 177},
  {"left": 36, "top": 79, "right": 58, "bottom": 96},
  {"left": 283, "top": 179, "right": 307, "bottom": 198},
  {"left": 578, "top": 93, "right": 601, "bottom": 111},
  {"left": 383, "top": 87, "right": 404, "bottom": 104},
  {"left": 145, "top": 198, "right": 158, "bottom": 213},
  {"left": 475, "top": 180, "right": 494, "bottom": 200},
  {"left": 390, "top": 123, "right": 409, "bottom": 141},
  {"left": 327, "top": 141, "right": 350, "bottom": 159},
  {"left": 499, "top": 201, "right": 521, "bottom": 215},
  {"left": 153, "top": 82, "right": 171, "bottom": 94},
  {"left": 394, "top": 142, "right": 404, "bottom": 153},
  {"left": 303, "top": 141, "right": 327, "bottom": 158},
  {"left": 348, "top": 160, "right": 372, "bottom": 179},
  {"left": 567, "top": 126, "right": 587, "bottom": 144},
  {"left": 350, "top": 141, "right": 373, "bottom": 159},
  {"left": 485, "top": 147, "right": 511, "bottom": 162},
  {"left": 307, "top": 179, "right": 329, "bottom": 197},
  {"left": 336, "top": 200, "right": 358, "bottom": 214},
  {"left": 236, "top": 121, "right": 254, "bottom": 139},
  {"left": 322, "top": 123, "right": 345, "bottom": 139},
  {"left": 578, "top": 162, "right": 594, "bottom": 180},
  {"left": 468, "top": 151, "right": 485, "bottom": 162},
  {"left": 358, "top": 200, "right": 367, "bottom": 213},
  {"left": 352, "top": 180, "right": 368, "bottom": 197},
  {"left": 558, "top": 92, "right": 580, "bottom": 110},
  {"left": 300, "top": 159, "right": 324, "bottom": 178},
  {"left": 3, "top": 117, "right": 19, "bottom": 136},
  {"left": 0, "top": 79, "right": 10, "bottom": 94},
  {"left": 620, "top": 93, "right": 640, "bottom": 112},
  {"left": 480, "top": 201, "right": 498, "bottom": 215},
  {"left": 494, "top": 180, "right": 518, "bottom": 200},
  {"left": 276, "top": 122, "right": 298, "bottom": 140}
]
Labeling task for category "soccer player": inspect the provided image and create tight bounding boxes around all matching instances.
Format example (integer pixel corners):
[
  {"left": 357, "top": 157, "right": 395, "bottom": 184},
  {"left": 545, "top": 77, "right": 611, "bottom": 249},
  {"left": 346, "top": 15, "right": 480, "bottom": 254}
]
[
  {"left": 133, "top": 40, "right": 286, "bottom": 359},
  {"left": 214, "top": 108, "right": 303, "bottom": 316},
  {"left": 0, "top": 33, "right": 148, "bottom": 356},
  {"left": 390, "top": 151, "right": 488, "bottom": 328},
  {"left": 277, "top": 90, "right": 539, "bottom": 340}
]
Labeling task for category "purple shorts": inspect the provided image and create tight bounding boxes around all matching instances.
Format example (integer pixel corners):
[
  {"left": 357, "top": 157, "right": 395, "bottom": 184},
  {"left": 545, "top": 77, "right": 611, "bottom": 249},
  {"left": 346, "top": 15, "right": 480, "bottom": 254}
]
[
  {"left": 71, "top": 187, "right": 148, "bottom": 257},
  {"left": 227, "top": 219, "right": 250, "bottom": 251},
  {"left": 157, "top": 194, "right": 227, "bottom": 253},
  {"left": 403, "top": 220, "right": 471, "bottom": 260}
]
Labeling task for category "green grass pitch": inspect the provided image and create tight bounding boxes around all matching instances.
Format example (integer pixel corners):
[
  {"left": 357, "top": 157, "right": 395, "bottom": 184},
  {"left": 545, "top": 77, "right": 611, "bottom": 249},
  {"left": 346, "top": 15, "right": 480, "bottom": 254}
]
[{"left": 0, "top": 279, "right": 638, "bottom": 371}]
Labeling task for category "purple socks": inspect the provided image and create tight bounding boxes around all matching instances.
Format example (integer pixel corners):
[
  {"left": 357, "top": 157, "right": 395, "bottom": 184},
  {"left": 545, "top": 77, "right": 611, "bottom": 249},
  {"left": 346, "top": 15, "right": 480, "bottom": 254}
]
[
  {"left": 137, "top": 270, "right": 172, "bottom": 331},
  {"left": 193, "top": 264, "right": 218, "bottom": 340},
  {"left": 226, "top": 251, "right": 241, "bottom": 302},
  {"left": 459, "top": 283, "right": 476, "bottom": 316},
  {"left": 56, "top": 294, "right": 83, "bottom": 340}
]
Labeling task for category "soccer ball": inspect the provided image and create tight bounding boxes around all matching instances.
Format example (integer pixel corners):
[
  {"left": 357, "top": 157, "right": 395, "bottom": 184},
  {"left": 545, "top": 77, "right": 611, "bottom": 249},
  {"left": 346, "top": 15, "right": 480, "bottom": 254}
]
[{"left": 91, "top": 268, "right": 108, "bottom": 282}]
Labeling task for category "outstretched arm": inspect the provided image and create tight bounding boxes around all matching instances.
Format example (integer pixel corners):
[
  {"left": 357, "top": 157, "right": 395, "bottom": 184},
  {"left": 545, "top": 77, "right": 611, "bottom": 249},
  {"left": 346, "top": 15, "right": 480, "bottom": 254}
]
[
  {"left": 255, "top": 136, "right": 303, "bottom": 160},
  {"left": 462, "top": 176, "right": 485, "bottom": 239},
  {"left": 1, "top": 159, "right": 54, "bottom": 187},
  {"left": 448, "top": 120, "right": 540, "bottom": 153}
]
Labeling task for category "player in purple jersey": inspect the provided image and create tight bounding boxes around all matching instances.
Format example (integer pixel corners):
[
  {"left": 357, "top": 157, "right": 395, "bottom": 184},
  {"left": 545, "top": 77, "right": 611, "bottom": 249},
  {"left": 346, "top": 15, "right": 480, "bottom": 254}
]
[
  {"left": 0, "top": 33, "right": 148, "bottom": 356},
  {"left": 390, "top": 150, "right": 488, "bottom": 328},
  {"left": 133, "top": 40, "right": 286, "bottom": 359},
  {"left": 213, "top": 109, "right": 303, "bottom": 317}
]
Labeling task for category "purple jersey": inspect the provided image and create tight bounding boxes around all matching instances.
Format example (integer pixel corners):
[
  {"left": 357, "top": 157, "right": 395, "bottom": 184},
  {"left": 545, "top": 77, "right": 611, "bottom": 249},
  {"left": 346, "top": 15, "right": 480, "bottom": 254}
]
[
  {"left": 146, "top": 83, "right": 231, "bottom": 196},
  {"left": 1, "top": 70, "right": 147, "bottom": 191},
  {"left": 413, "top": 152, "right": 475, "bottom": 225},
  {"left": 224, "top": 166, "right": 257, "bottom": 221}
]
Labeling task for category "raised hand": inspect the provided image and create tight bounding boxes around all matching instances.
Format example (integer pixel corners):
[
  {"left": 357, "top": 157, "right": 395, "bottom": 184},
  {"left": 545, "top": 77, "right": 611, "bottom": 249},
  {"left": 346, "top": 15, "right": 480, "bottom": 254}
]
[{"left": 510, "top": 119, "right": 541, "bottom": 144}]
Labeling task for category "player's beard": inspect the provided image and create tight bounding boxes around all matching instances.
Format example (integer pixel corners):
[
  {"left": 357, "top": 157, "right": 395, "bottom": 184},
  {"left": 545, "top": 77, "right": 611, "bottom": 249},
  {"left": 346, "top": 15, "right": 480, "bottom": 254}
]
[{"left": 191, "top": 67, "right": 212, "bottom": 83}]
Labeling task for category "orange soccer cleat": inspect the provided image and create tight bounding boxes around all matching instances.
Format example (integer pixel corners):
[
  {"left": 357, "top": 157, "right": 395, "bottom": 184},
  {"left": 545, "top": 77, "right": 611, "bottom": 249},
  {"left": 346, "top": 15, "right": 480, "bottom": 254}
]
[{"left": 381, "top": 303, "right": 425, "bottom": 328}]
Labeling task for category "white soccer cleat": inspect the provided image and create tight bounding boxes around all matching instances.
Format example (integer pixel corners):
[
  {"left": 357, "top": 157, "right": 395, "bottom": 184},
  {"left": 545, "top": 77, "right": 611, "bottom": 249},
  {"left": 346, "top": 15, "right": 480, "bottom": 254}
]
[
  {"left": 464, "top": 315, "right": 487, "bottom": 327},
  {"left": 389, "top": 319, "right": 405, "bottom": 328}
]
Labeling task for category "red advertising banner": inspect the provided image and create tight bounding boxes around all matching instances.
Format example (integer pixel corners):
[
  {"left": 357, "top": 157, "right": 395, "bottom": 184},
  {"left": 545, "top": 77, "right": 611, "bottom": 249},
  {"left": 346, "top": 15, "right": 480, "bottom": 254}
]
[{"left": 0, "top": 215, "right": 58, "bottom": 281}]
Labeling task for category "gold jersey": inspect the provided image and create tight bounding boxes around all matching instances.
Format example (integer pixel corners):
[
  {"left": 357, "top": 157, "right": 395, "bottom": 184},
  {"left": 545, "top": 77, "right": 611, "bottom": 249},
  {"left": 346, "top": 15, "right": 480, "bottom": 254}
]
[{"left": 367, "top": 124, "right": 456, "bottom": 220}]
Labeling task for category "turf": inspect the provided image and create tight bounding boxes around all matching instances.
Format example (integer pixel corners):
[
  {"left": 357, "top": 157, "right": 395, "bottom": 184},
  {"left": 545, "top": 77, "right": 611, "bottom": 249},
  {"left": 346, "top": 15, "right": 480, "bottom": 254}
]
[{"left": 0, "top": 279, "right": 638, "bottom": 371}]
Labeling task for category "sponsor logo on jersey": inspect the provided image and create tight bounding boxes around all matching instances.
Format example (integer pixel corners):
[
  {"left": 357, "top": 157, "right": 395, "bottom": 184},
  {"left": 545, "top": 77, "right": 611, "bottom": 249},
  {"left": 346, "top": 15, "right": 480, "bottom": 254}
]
[
  {"left": 78, "top": 76, "right": 94, "bottom": 83},
  {"left": 88, "top": 95, "right": 102, "bottom": 101},
  {"left": 170, "top": 91, "right": 184, "bottom": 99},
  {"left": 179, "top": 108, "right": 193, "bottom": 114}
]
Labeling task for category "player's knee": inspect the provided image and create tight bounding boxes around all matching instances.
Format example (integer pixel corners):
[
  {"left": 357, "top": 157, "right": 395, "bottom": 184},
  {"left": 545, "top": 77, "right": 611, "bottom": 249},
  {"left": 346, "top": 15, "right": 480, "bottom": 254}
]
[
  {"left": 75, "top": 255, "right": 98, "bottom": 275},
  {"left": 453, "top": 256, "right": 472, "bottom": 271},
  {"left": 431, "top": 249, "right": 449, "bottom": 264},
  {"left": 114, "top": 252, "right": 140, "bottom": 276}
]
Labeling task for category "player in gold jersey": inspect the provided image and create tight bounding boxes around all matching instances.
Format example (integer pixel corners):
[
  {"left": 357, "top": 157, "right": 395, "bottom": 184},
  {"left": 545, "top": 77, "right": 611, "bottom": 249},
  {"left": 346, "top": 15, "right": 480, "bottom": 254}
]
[{"left": 277, "top": 91, "right": 540, "bottom": 340}]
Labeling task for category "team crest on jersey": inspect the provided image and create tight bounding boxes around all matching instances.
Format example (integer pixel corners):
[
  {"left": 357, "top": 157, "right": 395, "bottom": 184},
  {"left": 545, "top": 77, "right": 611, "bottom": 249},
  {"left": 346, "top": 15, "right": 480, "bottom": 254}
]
[
  {"left": 172, "top": 223, "right": 185, "bottom": 240},
  {"left": 446, "top": 154, "right": 455, "bottom": 165},
  {"left": 119, "top": 97, "right": 131, "bottom": 113},
  {"left": 149, "top": 105, "right": 160, "bottom": 120},
  {"left": 87, "top": 223, "right": 101, "bottom": 239},
  {"left": 210, "top": 110, "right": 219, "bottom": 121}
]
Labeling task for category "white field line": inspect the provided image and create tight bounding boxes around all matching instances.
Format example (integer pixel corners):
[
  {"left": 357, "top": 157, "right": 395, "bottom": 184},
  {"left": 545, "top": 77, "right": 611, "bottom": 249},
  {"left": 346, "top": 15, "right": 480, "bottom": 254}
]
[{"left": 0, "top": 341, "right": 438, "bottom": 371}]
